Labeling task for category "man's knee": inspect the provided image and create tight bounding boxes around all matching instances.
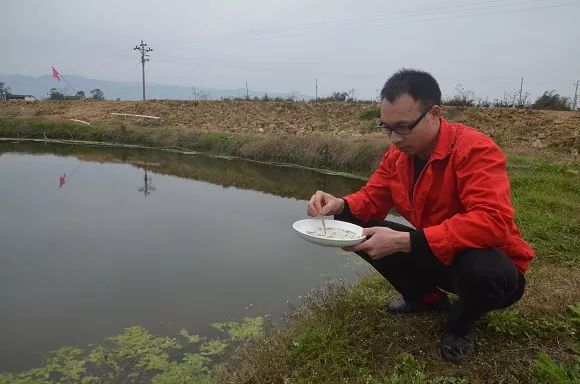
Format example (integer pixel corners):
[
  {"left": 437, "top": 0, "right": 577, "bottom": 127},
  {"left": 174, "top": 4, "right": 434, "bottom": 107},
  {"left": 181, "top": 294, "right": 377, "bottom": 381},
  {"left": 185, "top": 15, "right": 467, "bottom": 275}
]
[{"left": 451, "top": 248, "right": 523, "bottom": 309}]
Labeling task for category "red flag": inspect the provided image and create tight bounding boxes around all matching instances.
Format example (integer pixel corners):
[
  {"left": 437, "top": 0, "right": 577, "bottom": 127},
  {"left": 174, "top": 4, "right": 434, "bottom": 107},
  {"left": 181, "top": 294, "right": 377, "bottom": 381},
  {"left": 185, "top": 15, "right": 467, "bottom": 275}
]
[{"left": 52, "top": 66, "right": 61, "bottom": 81}]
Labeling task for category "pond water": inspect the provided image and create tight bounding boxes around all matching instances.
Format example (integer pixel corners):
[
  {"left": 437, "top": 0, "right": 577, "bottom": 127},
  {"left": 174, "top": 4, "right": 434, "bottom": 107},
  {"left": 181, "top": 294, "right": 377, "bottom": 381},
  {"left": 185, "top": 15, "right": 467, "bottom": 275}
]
[{"left": 0, "top": 142, "right": 374, "bottom": 372}]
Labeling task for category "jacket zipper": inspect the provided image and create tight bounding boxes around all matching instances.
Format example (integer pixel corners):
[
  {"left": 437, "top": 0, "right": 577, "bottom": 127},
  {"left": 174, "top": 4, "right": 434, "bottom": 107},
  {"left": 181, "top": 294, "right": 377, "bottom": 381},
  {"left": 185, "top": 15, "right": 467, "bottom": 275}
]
[{"left": 411, "top": 159, "right": 432, "bottom": 211}]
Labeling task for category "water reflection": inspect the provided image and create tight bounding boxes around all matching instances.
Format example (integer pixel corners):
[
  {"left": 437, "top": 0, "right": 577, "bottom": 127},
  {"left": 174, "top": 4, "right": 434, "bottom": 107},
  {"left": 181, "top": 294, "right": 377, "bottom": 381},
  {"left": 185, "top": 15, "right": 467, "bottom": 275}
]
[
  {"left": 138, "top": 170, "right": 156, "bottom": 198},
  {"left": 58, "top": 173, "right": 66, "bottom": 188},
  {"left": 0, "top": 142, "right": 367, "bottom": 372},
  {"left": 1, "top": 142, "right": 364, "bottom": 200},
  {"left": 57, "top": 162, "right": 81, "bottom": 189}
]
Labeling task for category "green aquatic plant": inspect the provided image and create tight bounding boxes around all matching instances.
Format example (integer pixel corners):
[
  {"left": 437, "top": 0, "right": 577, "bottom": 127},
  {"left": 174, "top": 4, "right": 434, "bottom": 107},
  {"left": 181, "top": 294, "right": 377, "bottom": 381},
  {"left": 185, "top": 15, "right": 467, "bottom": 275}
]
[
  {"left": 0, "top": 316, "right": 266, "bottom": 383},
  {"left": 211, "top": 316, "right": 264, "bottom": 340},
  {"left": 179, "top": 329, "right": 201, "bottom": 344}
]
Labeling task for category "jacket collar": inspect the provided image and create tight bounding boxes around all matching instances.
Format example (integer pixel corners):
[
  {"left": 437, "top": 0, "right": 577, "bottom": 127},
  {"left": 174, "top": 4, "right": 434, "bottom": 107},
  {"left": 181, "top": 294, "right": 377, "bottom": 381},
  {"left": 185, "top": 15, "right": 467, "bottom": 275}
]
[{"left": 428, "top": 118, "right": 457, "bottom": 161}]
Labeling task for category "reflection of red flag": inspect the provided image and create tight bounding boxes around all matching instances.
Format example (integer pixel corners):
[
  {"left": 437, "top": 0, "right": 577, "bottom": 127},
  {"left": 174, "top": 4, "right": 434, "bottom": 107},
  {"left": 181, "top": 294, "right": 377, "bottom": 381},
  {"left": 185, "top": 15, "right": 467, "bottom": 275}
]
[
  {"left": 52, "top": 66, "right": 61, "bottom": 81},
  {"left": 59, "top": 173, "right": 66, "bottom": 188}
]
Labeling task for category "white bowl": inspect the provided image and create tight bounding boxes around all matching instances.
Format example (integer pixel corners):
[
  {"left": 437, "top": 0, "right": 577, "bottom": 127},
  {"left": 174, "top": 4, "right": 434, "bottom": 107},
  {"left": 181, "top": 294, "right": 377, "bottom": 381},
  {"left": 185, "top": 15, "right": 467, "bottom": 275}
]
[{"left": 292, "top": 219, "right": 366, "bottom": 247}]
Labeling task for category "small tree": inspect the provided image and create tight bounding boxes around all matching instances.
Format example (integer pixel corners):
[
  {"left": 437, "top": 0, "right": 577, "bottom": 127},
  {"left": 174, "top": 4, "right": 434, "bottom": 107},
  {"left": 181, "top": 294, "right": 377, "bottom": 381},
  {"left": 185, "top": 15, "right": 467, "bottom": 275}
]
[
  {"left": 90, "top": 88, "right": 105, "bottom": 100},
  {"left": 444, "top": 84, "right": 474, "bottom": 106},
  {"left": 514, "top": 91, "right": 532, "bottom": 109},
  {"left": 75, "top": 91, "right": 85, "bottom": 99},
  {"left": 318, "top": 90, "right": 354, "bottom": 102},
  {"left": 532, "top": 90, "right": 571, "bottom": 111},
  {"left": 192, "top": 85, "right": 209, "bottom": 100},
  {"left": 0, "top": 82, "right": 11, "bottom": 100},
  {"left": 334, "top": 91, "right": 351, "bottom": 102},
  {"left": 286, "top": 89, "right": 299, "bottom": 102},
  {"left": 48, "top": 88, "right": 65, "bottom": 100}
]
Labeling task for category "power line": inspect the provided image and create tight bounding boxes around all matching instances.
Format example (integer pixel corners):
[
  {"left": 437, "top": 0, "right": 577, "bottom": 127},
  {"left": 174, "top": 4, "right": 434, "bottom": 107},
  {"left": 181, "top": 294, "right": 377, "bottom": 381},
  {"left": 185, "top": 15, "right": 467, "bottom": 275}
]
[
  {"left": 161, "top": 0, "right": 576, "bottom": 50},
  {"left": 275, "top": 1, "right": 576, "bottom": 36},
  {"left": 134, "top": 40, "right": 153, "bottom": 101},
  {"left": 163, "top": 0, "right": 532, "bottom": 47},
  {"left": 251, "top": 0, "right": 551, "bottom": 36}
]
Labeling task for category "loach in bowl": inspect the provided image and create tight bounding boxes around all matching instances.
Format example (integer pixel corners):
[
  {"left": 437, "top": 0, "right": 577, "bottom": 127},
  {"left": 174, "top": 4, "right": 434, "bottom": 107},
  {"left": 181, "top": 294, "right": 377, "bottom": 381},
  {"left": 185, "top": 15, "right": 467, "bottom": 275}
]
[{"left": 292, "top": 219, "right": 366, "bottom": 247}]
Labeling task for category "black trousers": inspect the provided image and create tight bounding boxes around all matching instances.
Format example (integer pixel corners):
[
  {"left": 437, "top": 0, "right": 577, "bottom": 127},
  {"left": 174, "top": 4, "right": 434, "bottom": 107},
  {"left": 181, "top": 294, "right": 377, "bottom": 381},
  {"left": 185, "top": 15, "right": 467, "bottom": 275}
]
[{"left": 337, "top": 214, "right": 526, "bottom": 334}]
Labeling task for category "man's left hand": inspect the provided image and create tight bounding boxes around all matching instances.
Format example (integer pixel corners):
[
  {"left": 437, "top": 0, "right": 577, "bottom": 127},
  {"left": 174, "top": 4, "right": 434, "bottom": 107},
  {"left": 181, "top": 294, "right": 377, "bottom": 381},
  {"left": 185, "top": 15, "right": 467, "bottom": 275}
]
[{"left": 344, "top": 227, "right": 411, "bottom": 260}]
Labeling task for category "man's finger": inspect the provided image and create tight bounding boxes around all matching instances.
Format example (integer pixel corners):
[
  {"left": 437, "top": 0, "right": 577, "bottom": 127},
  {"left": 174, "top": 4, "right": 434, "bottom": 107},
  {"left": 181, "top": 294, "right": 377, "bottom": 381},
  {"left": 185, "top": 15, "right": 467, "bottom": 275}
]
[
  {"left": 313, "top": 191, "right": 325, "bottom": 214},
  {"left": 321, "top": 203, "right": 333, "bottom": 216},
  {"left": 307, "top": 196, "right": 317, "bottom": 216},
  {"left": 351, "top": 238, "right": 372, "bottom": 253},
  {"left": 362, "top": 227, "right": 378, "bottom": 237}
]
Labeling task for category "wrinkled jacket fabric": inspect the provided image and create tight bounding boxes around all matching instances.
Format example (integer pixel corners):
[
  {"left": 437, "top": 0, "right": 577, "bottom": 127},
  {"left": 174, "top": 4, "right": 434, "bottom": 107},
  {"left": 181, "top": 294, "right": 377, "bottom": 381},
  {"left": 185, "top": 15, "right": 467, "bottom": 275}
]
[{"left": 343, "top": 119, "right": 534, "bottom": 272}]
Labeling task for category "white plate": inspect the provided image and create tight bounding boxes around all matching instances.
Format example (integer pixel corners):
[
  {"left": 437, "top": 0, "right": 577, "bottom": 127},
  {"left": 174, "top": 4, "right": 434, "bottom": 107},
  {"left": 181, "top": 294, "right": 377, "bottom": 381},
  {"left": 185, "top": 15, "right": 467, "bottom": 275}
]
[{"left": 292, "top": 219, "right": 366, "bottom": 247}]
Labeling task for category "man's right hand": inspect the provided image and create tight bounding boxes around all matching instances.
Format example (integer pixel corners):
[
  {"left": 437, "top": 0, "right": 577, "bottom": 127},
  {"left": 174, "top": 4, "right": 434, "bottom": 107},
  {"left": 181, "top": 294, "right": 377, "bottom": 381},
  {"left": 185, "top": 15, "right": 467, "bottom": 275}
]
[{"left": 307, "top": 190, "right": 345, "bottom": 217}]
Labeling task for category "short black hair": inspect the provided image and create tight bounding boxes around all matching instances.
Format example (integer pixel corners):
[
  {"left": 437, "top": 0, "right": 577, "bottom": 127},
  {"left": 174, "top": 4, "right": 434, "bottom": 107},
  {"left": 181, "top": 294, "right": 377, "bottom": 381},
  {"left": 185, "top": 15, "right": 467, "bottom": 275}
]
[{"left": 380, "top": 69, "right": 441, "bottom": 109}]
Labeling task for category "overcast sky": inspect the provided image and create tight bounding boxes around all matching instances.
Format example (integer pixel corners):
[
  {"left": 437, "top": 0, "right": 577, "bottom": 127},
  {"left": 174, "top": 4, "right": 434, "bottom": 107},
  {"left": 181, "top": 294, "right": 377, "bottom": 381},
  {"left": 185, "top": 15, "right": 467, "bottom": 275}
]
[{"left": 2, "top": 0, "right": 579, "bottom": 100}]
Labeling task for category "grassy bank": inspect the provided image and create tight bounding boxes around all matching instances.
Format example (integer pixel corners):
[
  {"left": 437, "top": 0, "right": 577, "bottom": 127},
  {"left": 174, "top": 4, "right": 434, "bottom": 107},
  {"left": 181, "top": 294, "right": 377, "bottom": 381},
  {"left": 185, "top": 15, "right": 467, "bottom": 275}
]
[
  {"left": 0, "top": 115, "right": 578, "bottom": 383},
  {"left": 0, "top": 118, "right": 387, "bottom": 175},
  {"left": 215, "top": 156, "right": 580, "bottom": 383},
  {"left": 0, "top": 100, "right": 579, "bottom": 161}
]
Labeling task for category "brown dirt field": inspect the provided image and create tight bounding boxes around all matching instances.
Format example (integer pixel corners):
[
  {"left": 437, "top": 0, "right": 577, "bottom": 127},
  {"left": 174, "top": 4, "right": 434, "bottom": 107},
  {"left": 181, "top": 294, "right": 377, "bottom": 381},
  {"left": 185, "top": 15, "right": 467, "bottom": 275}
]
[{"left": 0, "top": 100, "right": 578, "bottom": 160}]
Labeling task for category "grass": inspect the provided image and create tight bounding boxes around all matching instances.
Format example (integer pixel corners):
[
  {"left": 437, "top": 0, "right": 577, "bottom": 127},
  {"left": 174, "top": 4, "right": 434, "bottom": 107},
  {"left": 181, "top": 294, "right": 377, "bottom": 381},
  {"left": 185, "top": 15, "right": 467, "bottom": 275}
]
[
  {"left": 508, "top": 155, "right": 579, "bottom": 265},
  {"left": 0, "top": 116, "right": 578, "bottom": 383},
  {"left": 209, "top": 155, "right": 579, "bottom": 383},
  {"left": 359, "top": 106, "right": 380, "bottom": 121},
  {"left": 213, "top": 276, "right": 579, "bottom": 383},
  {"left": 213, "top": 150, "right": 578, "bottom": 383}
]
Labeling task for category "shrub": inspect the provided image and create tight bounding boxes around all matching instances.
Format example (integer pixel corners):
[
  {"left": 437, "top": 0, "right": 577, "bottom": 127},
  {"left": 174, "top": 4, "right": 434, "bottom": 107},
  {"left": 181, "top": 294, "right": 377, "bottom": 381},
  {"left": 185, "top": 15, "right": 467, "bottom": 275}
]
[
  {"left": 359, "top": 107, "right": 380, "bottom": 120},
  {"left": 532, "top": 91, "right": 571, "bottom": 111}
]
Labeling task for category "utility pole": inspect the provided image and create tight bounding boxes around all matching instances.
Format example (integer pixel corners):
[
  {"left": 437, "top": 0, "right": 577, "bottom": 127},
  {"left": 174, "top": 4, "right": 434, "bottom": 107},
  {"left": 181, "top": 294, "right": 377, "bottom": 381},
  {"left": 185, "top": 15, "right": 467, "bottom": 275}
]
[
  {"left": 518, "top": 77, "right": 523, "bottom": 107},
  {"left": 134, "top": 40, "right": 153, "bottom": 101},
  {"left": 246, "top": 81, "right": 249, "bottom": 100},
  {"left": 573, "top": 80, "right": 579, "bottom": 110},
  {"left": 315, "top": 77, "right": 318, "bottom": 101}
]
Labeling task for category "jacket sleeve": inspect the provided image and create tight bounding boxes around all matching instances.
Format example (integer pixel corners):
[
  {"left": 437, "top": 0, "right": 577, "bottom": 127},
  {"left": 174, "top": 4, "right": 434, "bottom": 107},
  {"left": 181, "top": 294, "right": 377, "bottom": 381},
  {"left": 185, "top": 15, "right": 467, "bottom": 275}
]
[
  {"left": 342, "top": 152, "right": 394, "bottom": 223},
  {"left": 423, "top": 139, "right": 515, "bottom": 265}
]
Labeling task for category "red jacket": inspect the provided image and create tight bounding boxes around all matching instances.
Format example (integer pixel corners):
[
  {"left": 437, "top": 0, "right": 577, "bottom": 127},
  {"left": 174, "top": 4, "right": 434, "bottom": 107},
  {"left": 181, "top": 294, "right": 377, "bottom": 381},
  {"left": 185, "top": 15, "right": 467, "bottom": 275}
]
[{"left": 343, "top": 118, "right": 534, "bottom": 273}]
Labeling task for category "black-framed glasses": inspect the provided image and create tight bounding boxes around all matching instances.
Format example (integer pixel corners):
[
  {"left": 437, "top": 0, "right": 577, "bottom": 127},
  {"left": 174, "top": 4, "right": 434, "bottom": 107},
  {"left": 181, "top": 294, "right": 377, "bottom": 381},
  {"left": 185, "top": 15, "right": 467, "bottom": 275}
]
[{"left": 377, "top": 107, "right": 432, "bottom": 135}]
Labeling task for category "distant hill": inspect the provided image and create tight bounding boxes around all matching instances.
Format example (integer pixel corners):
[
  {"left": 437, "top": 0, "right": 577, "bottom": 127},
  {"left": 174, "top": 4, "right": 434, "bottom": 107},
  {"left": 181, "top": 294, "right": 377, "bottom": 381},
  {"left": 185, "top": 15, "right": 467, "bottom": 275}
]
[{"left": 0, "top": 74, "right": 312, "bottom": 101}]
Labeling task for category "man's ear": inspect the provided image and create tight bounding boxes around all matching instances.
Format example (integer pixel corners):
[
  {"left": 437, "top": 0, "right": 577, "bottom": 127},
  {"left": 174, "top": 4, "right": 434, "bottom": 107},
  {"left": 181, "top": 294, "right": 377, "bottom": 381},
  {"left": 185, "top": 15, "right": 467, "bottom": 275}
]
[{"left": 430, "top": 105, "right": 442, "bottom": 118}]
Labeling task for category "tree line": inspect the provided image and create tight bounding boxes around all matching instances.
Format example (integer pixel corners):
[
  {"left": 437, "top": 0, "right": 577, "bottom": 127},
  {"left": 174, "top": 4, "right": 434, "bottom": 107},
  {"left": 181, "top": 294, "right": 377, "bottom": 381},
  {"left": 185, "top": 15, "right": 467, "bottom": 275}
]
[
  {"left": 0, "top": 82, "right": 105, "bottom": 101},
  {"left": 220, "top": 86, "right": 576, "bottom": 110},
  {"left": 0, "top": 80, "right": 576, "bottom": 110},
  {"left": 48, "top": 88, "right": 105, "bottom": 100},
  {"left": 442, "top": 84, "right": 574, "bottom": 111}
]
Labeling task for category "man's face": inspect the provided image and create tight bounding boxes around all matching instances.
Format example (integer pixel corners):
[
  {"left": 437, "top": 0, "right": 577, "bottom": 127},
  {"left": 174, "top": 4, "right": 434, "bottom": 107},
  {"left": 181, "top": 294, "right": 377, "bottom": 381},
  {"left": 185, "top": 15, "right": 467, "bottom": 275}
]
[{"left": 379, "top": 93, "right": 440, "bottom": 157}]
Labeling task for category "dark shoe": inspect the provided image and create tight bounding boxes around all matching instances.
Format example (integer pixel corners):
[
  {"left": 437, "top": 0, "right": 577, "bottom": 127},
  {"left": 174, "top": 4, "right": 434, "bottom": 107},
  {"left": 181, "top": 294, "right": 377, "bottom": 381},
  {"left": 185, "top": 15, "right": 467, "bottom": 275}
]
[
  {"left": 387, "top": 293, "right": 450, "bottom": 314},
  {"left": 441, "top": 328, "right": 476, "bottom": 363}
]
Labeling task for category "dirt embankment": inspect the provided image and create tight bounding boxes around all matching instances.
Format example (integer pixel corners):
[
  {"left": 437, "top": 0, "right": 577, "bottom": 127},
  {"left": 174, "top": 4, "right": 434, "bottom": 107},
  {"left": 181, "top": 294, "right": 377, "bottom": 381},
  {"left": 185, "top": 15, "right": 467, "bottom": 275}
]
[{"left": 0, "top": 100, "right": 578, "bottom": 159}]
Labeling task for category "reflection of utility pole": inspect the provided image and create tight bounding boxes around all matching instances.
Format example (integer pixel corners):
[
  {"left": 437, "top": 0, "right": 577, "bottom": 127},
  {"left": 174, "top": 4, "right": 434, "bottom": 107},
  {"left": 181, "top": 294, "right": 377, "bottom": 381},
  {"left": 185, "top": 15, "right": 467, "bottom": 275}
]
[
  {"left": 318, "top": 174, "right": 327, "bottom": 191},
  {"left": 133, "top": 40, "right": 153, "bottom": 101},
  {"left": 138, "top": 170, "right": 156, "bottom": 198}
]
